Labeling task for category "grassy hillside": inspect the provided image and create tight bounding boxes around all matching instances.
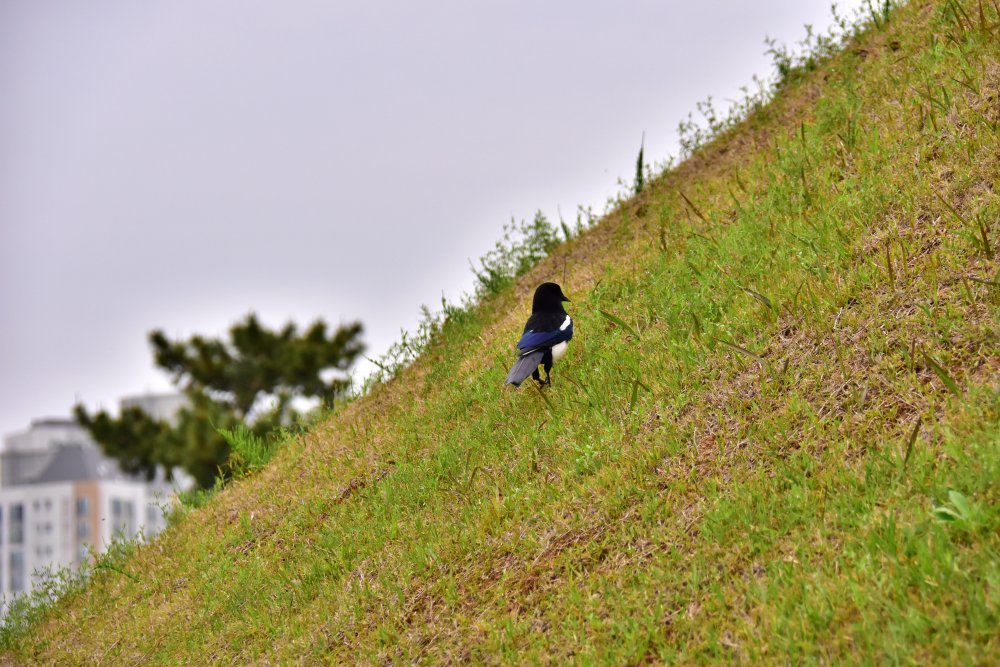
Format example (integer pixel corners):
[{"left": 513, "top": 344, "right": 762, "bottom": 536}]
[{"left": 10, "top": 0, "right": 1000, "bottom": 663}]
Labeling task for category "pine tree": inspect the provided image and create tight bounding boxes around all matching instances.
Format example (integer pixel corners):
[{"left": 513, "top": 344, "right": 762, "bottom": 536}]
[{"left": 76, "top": 313, "right": 364, "bottom": 488}]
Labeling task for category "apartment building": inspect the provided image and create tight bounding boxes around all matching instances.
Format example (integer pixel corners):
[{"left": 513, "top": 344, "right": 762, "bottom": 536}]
[{"left": 0, "top": 394, "right": 187, "bottom": 608}]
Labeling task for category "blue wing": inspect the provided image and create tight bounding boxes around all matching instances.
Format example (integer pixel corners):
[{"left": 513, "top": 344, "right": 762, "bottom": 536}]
[{"left": 516, "top": 321, "right": 573, "bottom": 353}]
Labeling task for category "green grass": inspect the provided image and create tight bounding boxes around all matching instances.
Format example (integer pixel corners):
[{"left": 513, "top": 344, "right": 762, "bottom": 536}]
[{"left": 7, "top": 0, "right": 1000, "bottom": 663}]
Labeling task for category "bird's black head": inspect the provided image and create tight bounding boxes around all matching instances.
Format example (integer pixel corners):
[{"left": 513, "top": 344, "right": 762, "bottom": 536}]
[{"left": 532, "top": 282, "right": 571, "bottom": 312}]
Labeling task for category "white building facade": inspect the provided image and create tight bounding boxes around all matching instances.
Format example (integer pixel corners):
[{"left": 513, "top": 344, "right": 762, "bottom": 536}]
[{"left": 0, "top": 396, "right": 187, "bottom": 610}]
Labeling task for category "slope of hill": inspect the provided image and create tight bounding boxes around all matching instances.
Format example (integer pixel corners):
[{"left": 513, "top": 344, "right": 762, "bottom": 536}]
[{"left": 9, "top": 0, "right": 999, "bottom": 663}]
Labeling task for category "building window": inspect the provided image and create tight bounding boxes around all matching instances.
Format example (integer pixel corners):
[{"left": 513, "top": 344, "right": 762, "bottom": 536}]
[
  {"left": 111, "top": 499, "right": 135, "bottom": 537},
  {"left": 77, "top": 521, "right": 90, "bottom": 540},
  {"left": 76, "top": 497, "right": 89, "bottom": 517},
  {"left": 9, "top": 504, "right": 24, "bottom": 545},
  {"left": 9, "top": 552, "right": 24, "bottom": 592}
]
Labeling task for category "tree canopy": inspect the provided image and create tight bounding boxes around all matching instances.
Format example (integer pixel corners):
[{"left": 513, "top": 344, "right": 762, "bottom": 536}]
[{"left": 76, "top": 314, "right": 364, "bottom": 488}]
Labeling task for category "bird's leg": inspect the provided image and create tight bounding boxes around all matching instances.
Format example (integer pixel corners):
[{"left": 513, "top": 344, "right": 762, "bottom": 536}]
[
  {"left": 532, "top": 367, "right": 543, "bottom": 387},
  {"left": 541, "top": 353, "right": 554, "bottom": 386}
]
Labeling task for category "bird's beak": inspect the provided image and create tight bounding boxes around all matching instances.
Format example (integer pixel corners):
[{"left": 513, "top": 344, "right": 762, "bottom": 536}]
[{"left": 562, "top": 295, "right": 571, "bottom": 302}]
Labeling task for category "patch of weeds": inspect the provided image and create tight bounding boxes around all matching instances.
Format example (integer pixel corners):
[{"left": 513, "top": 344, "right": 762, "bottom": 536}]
[
  {"left": 471, "top": 212, "right": 561, "bottom": 297},
  {"left": 218, "top": 423, "right": 278, "bottom": 477},
  {"left": 931, "top": 489, "right": 987, "bottom": 532},
  {"left": 0, "top": 536, "right": 139, "bottom": 651},
  {"left": 678, "top": 1, "right": 901, "bottom": 158},
  {"left": 169, "top": 476, "right": 225, "bottom": 525},
  {"left": 363, "top": 301, "right": 453, "bottom": 389},
  {"left": 0, "top": 567, "right": 84, "bottom": 650},
  {"left": 164, "top": 425, "right": 287, "bottom": 526}
]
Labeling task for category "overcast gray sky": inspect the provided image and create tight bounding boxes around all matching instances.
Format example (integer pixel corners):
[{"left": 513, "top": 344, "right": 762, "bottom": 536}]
[{"left": 0, "top": 0, "right": 863, "bottom": 436}]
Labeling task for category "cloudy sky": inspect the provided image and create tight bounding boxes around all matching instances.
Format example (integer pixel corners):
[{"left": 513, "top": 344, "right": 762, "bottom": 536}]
[{"left": 0, "top": 0, "right": 863, "bottom": 437}]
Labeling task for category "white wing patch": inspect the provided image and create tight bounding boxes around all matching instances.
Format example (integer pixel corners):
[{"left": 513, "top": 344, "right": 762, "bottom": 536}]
[{"left": 560, "top": 315, "right": 572, "bottom": 331}]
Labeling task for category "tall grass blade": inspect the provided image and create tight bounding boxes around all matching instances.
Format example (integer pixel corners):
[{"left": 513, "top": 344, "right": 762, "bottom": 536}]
[
  {"left": 534, "top": 384, "right": 556, "bottom": 413},
  {"left": 737, "top": 285, "right": 776, "bottom": 313},
  {"left": 627, "top": 377, "right": 652, "bottom": 413},
  {"left": 679, "top": 191, "right": 710, "bottom": 225},
  {"left": 716, "top": 337, "right": 766, "bottom": 367},
  {"left": 690, "top": 311, "right": 703, "bottom": 339},
  {"left": 903, "top": 418, "right": 921, "bottom": 469},
  {"left": 975, "top": 215, "right": 993, "bottom": 257},
  {"left": 967, "top": 274, "right": 1000, "bottom": 288},
  {"left": 922, "top": 352, "right": 961, "bottom": 397},
  {"left": 599, "top": 310, "right": 641, "bottom": 339},
  {"left": 934, "top": 190, "right": 967, "bottom": 224}
]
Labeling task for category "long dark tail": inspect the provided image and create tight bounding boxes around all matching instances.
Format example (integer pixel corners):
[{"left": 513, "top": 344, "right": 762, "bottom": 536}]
[{"left": 505, "top": 350, "right": 544, "bottom": 387}]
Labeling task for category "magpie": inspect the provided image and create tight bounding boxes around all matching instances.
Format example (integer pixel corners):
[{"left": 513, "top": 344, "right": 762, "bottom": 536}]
[{"left": 505, "top": 282, "right": 573, "bottom": 387}]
